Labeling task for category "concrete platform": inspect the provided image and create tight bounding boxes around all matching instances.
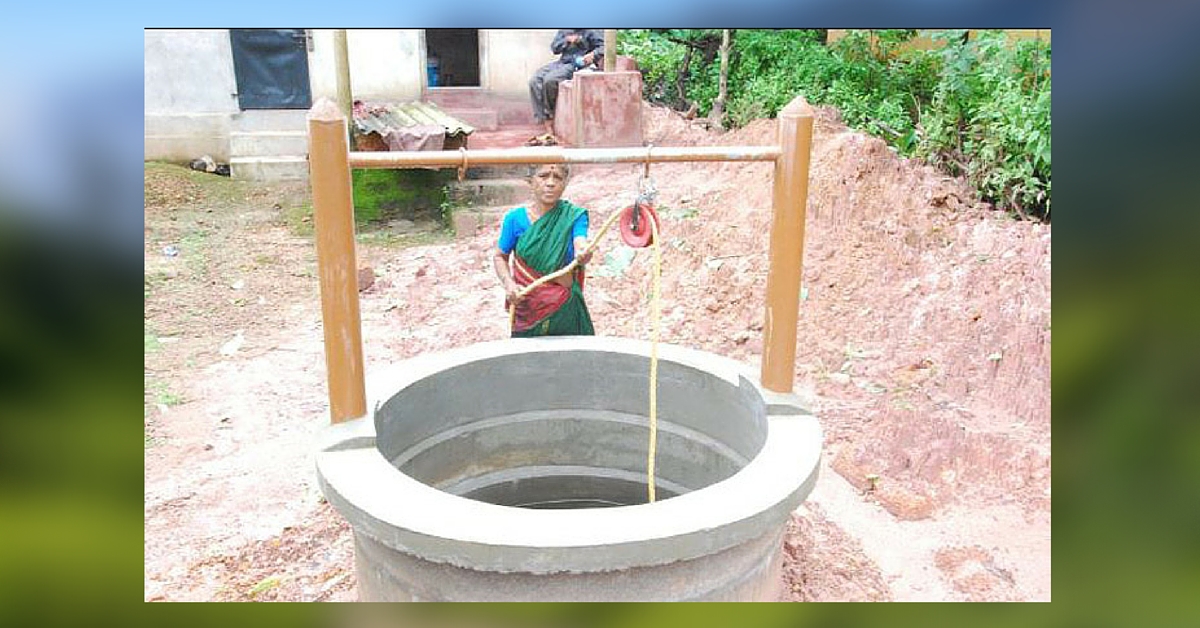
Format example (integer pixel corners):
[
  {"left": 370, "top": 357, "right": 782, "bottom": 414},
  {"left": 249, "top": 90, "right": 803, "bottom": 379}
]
[{"left": 555, "top": 71, "right": 644, "bottom": 148}]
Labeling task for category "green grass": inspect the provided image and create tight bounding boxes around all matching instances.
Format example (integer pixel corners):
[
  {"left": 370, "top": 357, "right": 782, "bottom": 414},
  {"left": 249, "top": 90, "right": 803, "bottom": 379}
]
[
  {"left": 283, "top": 202, "right": 315, "bottom": 236},
  {"left": 144, "top": 161, "right": 249, "bottom": 205},
  {"left": 278, "top": 169, "right": 458, "bottom": 238},
  {"left": 157, "top": 389, "right": 184, "bottom": 407},
  {"left": 147, "top": 379, "right": 184, "bottom": 407},
  {"left": 178, "top": 230, "right": 211, "bottom": 275},
  {"left": 351, "top": 168, "right": 455, "bottom": 224},
  {"left": 144, "top": 328, "right": 162, "bottom": 353},
  {"left": 143, "top": 377, "right": 181, "bottom": 449},
  {"left": 144, "top": 270, "right": 172, "bottom": 299},
  {"left": 247, "top": 576, "right": 281, "bottom": 598},
  {"left": 661, "top": 204, "right": 699, "bottom": 220}
]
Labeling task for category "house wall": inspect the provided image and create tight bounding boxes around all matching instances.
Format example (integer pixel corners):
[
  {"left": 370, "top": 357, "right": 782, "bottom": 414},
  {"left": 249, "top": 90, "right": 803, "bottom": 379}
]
[
  {"left": 144, "top": 29, "right": 561, "bottom": 162},
  {"left": 310, "top": 29, "right": 560, "bottom": 99},
  {"left": 482, "top": 29, "right": 560, "bottom": 97},
  {"left": 144, "top": 29, "right": 240, "bottom": 162},
  {"left": 309, "top": 29, "right": 425, "bottom": 102}
]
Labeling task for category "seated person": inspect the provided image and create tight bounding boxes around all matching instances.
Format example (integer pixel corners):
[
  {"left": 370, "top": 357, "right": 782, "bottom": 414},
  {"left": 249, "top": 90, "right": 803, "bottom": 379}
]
[{"left": 528, "top": 29, "right": 605, "bottom": 143}]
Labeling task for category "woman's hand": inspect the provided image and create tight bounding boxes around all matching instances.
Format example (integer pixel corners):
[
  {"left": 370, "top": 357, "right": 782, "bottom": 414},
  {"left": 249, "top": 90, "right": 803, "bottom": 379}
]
[
  {"left": 505, "top": 281, "right": 523, "bottom": 305},
  {"left": 574, "top": 237, "right": 592, "bottom": 265},
  {"left": 493, "top": 249, "right": 523, "bottom": 305}
]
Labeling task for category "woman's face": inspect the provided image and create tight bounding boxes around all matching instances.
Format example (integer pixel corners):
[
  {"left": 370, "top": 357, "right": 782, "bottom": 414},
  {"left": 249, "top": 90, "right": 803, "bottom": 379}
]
[{"left": 530, "top": 165, "right": 568, "bottom": 206}]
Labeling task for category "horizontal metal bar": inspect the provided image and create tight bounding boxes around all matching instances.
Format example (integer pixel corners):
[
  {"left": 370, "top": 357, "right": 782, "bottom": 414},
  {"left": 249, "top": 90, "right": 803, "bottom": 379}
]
[{"left": 346, "top": 145, "right": 781, "bottom": 169}]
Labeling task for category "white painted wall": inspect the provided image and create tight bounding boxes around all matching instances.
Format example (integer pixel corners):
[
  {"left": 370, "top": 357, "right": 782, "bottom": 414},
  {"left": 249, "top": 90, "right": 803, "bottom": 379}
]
[
  {"left": 308, "top": 29, "right": 561, "bottom": 102},
  {"left": 144, "top": 29, "right": 239, "bottom": 114},
  {"left": 145, "top": 29, "right": 240, "bottom": 161},
  {"left": 310, "top": 29, "right": 425, "bottom": 103},
  {"left": 482, "top": 29, "right": 561, "bottom": 97}
]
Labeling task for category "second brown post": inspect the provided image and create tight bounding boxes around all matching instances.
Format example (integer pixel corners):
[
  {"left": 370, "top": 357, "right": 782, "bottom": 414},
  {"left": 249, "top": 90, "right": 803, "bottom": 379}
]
[
  {"left": 308, "top": 98, "right": 367, "bottom": 423},
  {"left": 760, "top": 96, "right": 815, "bottom": 393}
]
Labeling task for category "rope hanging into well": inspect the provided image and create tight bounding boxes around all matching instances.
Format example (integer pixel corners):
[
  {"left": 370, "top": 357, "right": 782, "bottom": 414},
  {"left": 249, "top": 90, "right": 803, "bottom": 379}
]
[{"left": 646, "top": 208, "right": 661, "bottom": 503}]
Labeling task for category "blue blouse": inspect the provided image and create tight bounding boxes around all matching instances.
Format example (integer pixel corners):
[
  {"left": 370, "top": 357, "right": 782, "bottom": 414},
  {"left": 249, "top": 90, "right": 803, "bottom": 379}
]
[{"left": 497, "top": 206, "right": 589, "bottom": 263}]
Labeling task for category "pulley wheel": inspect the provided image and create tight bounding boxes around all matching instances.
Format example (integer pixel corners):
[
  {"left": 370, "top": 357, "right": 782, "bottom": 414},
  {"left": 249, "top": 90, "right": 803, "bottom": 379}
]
[{"left": 619, "top": 202, "right": 661, "bottom": 248}]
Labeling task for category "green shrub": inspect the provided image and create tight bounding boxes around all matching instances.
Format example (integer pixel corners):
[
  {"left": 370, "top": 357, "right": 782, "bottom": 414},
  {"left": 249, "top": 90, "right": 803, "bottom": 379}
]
[
  {"left": 918, "top": 30, "right": 1052, "bottom": 218},
  {"left": 617, "top": 30, "right": 688, "bottom": 105},
  {"left": 619, "top": 28, "right": 1051, "bottom": 219}
]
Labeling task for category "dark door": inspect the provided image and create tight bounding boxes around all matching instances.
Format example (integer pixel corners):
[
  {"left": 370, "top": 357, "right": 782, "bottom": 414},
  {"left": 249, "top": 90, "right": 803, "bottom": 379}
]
[
  {"left": 229, "top": 29, "right": 312, "bottom": 109},
  {"left": 425, "top": 29, "right": 480, "bottom": 87}
]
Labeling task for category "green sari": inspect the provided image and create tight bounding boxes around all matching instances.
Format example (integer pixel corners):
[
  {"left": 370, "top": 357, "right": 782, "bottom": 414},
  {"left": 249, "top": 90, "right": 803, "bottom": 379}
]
[{"left": 510, "top": 200, "right": 595, "bottom": 337}]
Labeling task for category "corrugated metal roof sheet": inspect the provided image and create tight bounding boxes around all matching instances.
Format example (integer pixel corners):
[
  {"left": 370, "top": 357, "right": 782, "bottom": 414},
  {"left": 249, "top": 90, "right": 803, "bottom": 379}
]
[{"left": 353, "top": 101, "right": 475, "bottom": 138}]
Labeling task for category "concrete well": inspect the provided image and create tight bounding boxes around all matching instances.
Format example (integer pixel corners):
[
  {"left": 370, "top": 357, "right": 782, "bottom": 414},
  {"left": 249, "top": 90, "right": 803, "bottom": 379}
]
[{"left": 315, "top": 336, "right": 821, "bottom": 601}]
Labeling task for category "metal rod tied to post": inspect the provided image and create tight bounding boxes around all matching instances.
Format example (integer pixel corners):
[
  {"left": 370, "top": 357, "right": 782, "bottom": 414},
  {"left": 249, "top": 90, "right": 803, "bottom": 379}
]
[
  {"left": 348, "top": 145, "right": 781, "bottom": 169},
  {"left": 644, "top": 143, "right": 653, "bottom": 179}
]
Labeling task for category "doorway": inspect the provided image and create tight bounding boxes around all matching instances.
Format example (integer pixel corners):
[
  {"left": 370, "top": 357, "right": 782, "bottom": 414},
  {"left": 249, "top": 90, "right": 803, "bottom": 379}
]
[
  {"left": 425, "top": 29, "right": 480, "bottom": 87},
  {"left": 229, "top": 29, "right": 312, "bottom": 109}
]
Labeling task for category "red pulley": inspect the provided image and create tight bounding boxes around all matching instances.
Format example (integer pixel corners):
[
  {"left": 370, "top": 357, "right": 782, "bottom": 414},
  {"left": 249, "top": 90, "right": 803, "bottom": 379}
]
[{"left": 619, "top": 201, "right": 661, "bottom": 248}]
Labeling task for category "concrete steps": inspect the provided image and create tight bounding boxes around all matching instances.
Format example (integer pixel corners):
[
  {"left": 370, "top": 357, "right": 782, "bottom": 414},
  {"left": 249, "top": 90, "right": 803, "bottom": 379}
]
[
  {"left": 441, "top": 108, "right": 498, "bottom": 131},
  {"left": 229, "top": 131, "right": 309, "bottom": 159},
  {"left": 228, "top": 111, "right": 310, "bottom": 182},
  {"left": 231, "top": 109, "right": 309, "bottom": 133},
  {"left": 230, "top": 156, "right": 309, "bottom": 182},
  {"left": 425, "top": 88, "right": 533, "bottom": 127},
  {"left": 447, "top": 178, "right": 529, "bottom": 208},
  {"left": 463, "top": 163, "right": 532, "bottom": 180}
]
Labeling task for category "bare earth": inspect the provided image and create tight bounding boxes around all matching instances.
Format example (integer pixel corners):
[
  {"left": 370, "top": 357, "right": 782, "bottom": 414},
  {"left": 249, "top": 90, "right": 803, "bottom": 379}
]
[{"left": 143, "top": 103, "right": 1050, "bottom": 602}]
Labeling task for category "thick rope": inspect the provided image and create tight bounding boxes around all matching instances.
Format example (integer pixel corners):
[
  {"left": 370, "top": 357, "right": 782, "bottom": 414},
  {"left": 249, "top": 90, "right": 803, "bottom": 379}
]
[{"left": 508, "top": 207, "right": 627, "bottom": 329}]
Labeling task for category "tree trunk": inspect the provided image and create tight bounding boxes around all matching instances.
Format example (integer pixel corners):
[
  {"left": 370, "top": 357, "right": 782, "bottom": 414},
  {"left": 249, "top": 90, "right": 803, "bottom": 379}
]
[
  {"left": 709, "top": 29, "right": 731, "bottom": 130},
  {"left": 676, "top": 46, "right": 693, "bottom": 110}
]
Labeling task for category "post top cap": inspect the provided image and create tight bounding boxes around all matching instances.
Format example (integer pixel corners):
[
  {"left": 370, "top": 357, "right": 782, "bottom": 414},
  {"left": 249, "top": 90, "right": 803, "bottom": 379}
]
[{"left": 308, "top": 97, "right": 346, "bottom": 122}]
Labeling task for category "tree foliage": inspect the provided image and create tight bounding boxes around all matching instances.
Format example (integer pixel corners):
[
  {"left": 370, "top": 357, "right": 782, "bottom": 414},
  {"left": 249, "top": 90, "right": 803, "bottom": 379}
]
[{"left": 618, "top": 29, "right": 1052, "bottom": 219}]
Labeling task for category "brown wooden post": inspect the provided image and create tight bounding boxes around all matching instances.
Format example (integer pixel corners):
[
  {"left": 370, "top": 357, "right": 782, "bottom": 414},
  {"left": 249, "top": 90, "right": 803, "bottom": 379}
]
[
  {"left": 761, "top": 96, "right": 815, "bottom": 393},
  {"left": 308, "top": 98, "right": 367, "bottom": 423}
]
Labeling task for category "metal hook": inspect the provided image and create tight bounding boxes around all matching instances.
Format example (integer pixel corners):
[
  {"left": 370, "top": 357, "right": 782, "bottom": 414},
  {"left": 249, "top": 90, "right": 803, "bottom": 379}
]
[{"left": 636, "top": 143, "right": 658, "bottom": 205}]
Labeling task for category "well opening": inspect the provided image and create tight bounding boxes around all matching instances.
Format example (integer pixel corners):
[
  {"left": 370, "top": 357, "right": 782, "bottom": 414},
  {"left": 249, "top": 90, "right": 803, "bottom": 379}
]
[{"left": 375, "top": 349, "right": 768, "bottom": 509}]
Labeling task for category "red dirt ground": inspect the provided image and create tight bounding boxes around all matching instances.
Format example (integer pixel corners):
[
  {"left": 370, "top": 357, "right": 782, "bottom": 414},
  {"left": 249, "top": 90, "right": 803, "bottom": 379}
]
[{"left": 143, "top": 102, "right": 1050, "bottom": 602}]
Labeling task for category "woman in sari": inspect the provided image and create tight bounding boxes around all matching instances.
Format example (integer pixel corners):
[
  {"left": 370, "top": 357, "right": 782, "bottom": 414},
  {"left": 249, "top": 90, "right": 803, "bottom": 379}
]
[{"left": 492, "top": 163, "right": 595, "bottom": 337}]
